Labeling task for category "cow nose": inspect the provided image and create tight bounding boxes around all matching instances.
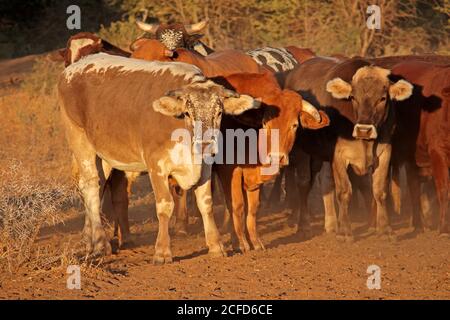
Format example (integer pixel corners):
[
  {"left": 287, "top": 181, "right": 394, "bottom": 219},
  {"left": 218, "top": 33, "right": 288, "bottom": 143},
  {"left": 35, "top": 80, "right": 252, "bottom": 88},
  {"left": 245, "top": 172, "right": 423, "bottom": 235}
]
[
  {"left": 268, "top": 152, "right": 289, "bottom": 167},
  {"left": 352, "top": 124, "right": 378, "bottom": 140}
]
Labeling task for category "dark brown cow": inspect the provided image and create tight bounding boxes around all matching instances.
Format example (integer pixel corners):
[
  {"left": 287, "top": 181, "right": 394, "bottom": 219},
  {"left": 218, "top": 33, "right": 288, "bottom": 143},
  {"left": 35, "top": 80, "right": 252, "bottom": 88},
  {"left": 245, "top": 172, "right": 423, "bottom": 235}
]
[
  {"left": 388, "top": 61, "right": 450, "bottom": 236},
  {"left": 58, "top": 53, "right": 260, "bottom": 262},
  {"left": 285, "top": 57, "right": 413, "bottom": 241}
]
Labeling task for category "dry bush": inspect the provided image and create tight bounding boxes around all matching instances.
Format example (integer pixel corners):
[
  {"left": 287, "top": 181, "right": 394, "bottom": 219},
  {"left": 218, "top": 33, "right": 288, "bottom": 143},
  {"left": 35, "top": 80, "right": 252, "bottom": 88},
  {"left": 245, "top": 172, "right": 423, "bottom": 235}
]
[{"left": 0, "top": 160, "right": 77, "bottom": 272}]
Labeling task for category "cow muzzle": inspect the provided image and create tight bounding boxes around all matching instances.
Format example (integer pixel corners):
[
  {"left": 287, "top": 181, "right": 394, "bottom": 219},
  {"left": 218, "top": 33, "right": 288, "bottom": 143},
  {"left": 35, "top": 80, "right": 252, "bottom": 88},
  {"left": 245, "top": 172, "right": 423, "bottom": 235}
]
[
  {"left": 193, "top": 139, "right": 218, "bottom": 157},
  {"left": 267, "top": 152, "right": 289, "bottom": 167},
  {"left": 352, "top": 124, "right": 377, "bottom": 140}
]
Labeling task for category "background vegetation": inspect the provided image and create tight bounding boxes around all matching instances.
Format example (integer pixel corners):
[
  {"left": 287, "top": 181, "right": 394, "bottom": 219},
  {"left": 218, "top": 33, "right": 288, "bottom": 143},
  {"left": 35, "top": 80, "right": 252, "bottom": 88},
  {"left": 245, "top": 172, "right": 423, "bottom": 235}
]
[{"left": 1, "top": 0, "right": 449, "bottom": 60}]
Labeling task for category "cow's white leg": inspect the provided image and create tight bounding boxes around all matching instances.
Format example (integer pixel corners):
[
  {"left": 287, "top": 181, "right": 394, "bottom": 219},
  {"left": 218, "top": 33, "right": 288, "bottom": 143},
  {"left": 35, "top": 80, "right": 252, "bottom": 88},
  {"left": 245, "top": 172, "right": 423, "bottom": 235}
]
[
  {"left": 372, "top": 144, "right": 395, "bottom": 239},
  {"left": 319, "top": 162, "right": 338, "bottom": 234},
  {"left": 61, "top": 110, "right": 111, "bottom": 256},
  {"left": 194, "top": 166, "right": 226, "bottom": 257},
  {"left": 148, "top": 171, "right": 174, "bottom": 265}
]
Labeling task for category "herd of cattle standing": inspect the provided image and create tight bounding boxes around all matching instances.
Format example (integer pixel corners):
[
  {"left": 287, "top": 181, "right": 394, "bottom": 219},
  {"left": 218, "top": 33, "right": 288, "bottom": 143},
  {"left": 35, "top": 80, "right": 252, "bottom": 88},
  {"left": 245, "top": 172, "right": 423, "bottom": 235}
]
[{"left": 56, "top": 19, "right": 449, "bottom": 265}]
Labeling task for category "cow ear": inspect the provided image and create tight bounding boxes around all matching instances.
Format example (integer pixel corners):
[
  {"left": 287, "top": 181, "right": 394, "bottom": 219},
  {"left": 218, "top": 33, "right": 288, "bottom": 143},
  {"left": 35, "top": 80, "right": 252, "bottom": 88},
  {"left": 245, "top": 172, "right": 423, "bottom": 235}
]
[
  {"left": 153, "top": 96, "right": 184, "bottom": 117},
  {"left": 389, "top": 79, "right": 413, "bottom": 101},
  {"left": 442, "top": 86, "right": 450, "bottom": 97},
  {"left": 59, "top": 49, "right": 67, "bottom": 58},
  {"left": 223, "top": 95, "right": 261, "bottom": 115},
  {"left": 326, "top": 78, "right": 352, "bottom": 99}
]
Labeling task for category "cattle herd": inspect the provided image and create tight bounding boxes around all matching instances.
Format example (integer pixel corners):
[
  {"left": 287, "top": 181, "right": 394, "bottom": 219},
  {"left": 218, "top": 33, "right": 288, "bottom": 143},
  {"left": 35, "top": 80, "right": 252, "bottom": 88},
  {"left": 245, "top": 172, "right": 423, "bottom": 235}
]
[{"left": 56, "top": 19, "right": 449, "bottom": 265}]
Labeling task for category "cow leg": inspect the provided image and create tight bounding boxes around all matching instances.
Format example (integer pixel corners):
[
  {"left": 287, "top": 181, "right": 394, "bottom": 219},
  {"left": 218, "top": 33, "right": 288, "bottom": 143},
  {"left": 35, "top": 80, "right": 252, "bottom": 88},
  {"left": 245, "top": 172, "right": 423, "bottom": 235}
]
[
  {"left": 372, "top": 144, "right": 395, "bottom": 239},
  {"left": 405, "top": 162, "right": 424, "bottom": 232},
  {"left": 246, "top": 187, "right": 265, "bottom": 250},
  {"left": 332, "top": 159, "right": 353, "bottom": 242},
  {"left": 194, "top": 170, "right": 226, "bottom": 257},
  {"left": 296, "top": 153, "right": 312, "bottom": 239},
  {"left": 419, "top": 176, "right": 434, "bottom": 230},
  {"left": 148, "top": 171, "right": 174, "bottom": 265},
  {"left": 62, "top": 110, "right": 111, "bottom": 256},
  {"left": 429, "top": 149, "right": 449, "bottom": 236},
  {"left": 267, "top": 168, "right": 284, "bottom": 208},
  {"left": 173, "top": 187, "right": 188, "bottom": 236},
  {"left": 231, "top": 169, "right": 251, "bottom": 253},
  {"left": 285, "top": 164, "right": 299, "bottom": 226},
  {"left": 390, "top": 163, "right": 402, "bottom": 216},
  {"left": 319, "top": 162, "right": 338, "bottom": 234},
  {"left": 110, "top": 170, "right": 132, "bottom": 248}
]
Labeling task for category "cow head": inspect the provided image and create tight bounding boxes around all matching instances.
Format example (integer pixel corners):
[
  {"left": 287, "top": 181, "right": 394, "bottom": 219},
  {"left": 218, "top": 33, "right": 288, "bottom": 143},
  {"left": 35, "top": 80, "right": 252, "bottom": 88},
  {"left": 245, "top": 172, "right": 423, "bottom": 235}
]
[
  {"left": 263, "top": 89, "right": 329, "bottom": 167},
  {"left": 153, "top": 81, "right": 260, "bottom": 156},
  {"left": 59, "top": 32, "right": 103, "bottom": 67},
  {"left": 60, "top": 32, "right": 130, "bottom": 67},
  {"left": 134, "top": 19, "right": 208, "bottom": 54},
  {"left": 326, "top": 66, "right": 413, "bottom": 140}
]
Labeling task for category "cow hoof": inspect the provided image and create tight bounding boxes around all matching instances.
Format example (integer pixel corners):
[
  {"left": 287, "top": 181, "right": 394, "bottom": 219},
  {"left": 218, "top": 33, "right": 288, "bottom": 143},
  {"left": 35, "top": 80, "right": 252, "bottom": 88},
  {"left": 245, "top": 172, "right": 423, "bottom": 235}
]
[
  {"left": 438, "top": 232, "right": 450, "bottom": 239},
  {"left": 208, "top": 242, "right": 227, "bottom": 258},
  {"left": 252, "top": 239, "right": 266, "bottom": 251},
  {"left": 287, "top": 216, "right": 297, "bottom": 228},
  {"left": 120, "top": 234, "right": 136, "bottom": 249},
  {"left": 175, "top": 229, "right": 188, "bottom": 237},
  {"left": 93, "top": 241, "right": 112, "bottom": 257},
  {"left": 296, "top": 229, "right": 312, "bottom": 241},
  {"left": 110, "top": 237, "right": 120, "bottom": 254},
  {"left": 344, "top": 235, "right": 355, "bottom": 243},
  {"left": 153, "top": 253, "right": 173, "bottom": 265}
]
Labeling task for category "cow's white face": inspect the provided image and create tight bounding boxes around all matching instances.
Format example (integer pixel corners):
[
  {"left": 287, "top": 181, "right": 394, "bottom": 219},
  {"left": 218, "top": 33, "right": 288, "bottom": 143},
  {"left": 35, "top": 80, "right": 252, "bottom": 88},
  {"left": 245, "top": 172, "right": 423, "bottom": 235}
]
[{"left": 153, "top": 81, "right": 260, "bottom": 157}]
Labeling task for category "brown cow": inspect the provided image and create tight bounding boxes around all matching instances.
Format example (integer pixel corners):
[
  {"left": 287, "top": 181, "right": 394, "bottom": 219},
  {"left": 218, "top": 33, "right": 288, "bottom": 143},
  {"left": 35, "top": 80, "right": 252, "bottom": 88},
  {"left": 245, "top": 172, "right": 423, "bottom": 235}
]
[
  {"left": 58, "top": 53, "right": 261, "bottom": 262},
  {"left": 285, "top": 57, "right": 413, "bottom": 241},
  {"left": 388, "top": 61, "right": 450, "bottom": 236},
  {"left": 117, "top": 39, "right": 329, "bottom": 251}
]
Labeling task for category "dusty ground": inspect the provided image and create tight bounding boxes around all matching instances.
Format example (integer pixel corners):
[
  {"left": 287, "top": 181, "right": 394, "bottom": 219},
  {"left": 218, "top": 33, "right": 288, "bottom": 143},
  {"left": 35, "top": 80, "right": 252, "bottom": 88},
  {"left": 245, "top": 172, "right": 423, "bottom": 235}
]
[{"left": 0, "top": 177, "right": 448, "bottom": 300}]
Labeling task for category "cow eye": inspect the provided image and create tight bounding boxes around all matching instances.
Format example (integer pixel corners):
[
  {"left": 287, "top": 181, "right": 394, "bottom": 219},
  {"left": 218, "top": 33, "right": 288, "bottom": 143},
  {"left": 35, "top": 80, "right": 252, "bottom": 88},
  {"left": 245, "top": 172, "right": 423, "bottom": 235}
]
[
  {"left": 184, "top": 112, "right": 190, "bottom": 117},
  {"left": 292, "top": 122, "right": 299, "bottom": 129},
  {"left": 380, "top": 96, "right": 386, "bottom": 102}
]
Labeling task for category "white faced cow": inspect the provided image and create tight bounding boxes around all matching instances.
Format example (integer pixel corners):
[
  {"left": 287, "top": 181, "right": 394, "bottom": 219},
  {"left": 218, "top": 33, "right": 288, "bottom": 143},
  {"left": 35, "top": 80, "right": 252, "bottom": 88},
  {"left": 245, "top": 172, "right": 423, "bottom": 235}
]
[{"left": 58, "top": 53, "right": 259, "bottom": 264}]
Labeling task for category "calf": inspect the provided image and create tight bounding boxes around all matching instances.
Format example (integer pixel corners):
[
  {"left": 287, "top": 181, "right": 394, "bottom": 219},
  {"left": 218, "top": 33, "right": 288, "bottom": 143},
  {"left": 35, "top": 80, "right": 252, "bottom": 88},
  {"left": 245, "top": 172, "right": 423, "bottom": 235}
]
[{"left": 285, "top": 57, "right": 413, "bottom": 241}]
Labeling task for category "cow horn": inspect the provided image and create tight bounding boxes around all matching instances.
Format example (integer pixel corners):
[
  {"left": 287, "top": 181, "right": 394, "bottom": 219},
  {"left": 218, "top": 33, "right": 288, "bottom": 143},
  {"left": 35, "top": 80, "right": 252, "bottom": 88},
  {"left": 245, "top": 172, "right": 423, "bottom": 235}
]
[
  {"left": 185, "top": 19, "right": 209, "bottom": 35},
  {"left": 301, "top": 100, "right": 321, "bottom": 122},
  {"left": 223, "top": 89, "right": 240, "bottom": 98},
  {"left": 136, "top": 20, "right": 159, "bottom": 34}
]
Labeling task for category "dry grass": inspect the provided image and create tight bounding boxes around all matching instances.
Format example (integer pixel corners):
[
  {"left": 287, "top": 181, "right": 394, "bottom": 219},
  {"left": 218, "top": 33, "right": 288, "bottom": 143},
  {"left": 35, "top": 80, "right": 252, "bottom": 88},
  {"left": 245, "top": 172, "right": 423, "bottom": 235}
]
[{"left": 0, "top": 160, "right": 78, "bottom": 272}]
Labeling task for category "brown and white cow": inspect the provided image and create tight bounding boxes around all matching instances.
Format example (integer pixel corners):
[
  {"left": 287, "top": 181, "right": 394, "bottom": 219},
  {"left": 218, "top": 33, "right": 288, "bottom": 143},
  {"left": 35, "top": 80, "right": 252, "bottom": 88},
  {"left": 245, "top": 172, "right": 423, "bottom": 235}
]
[
  {"left": 58, "top": 53, "right": 260, "bottom": 263},
  {"left": 285, "top": 57, "right": 413, "bottom": 241}
]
